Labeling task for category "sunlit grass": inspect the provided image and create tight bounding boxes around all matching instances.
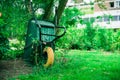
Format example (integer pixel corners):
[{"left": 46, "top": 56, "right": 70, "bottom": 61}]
[{"left": 10, "top": 50, "right": 120, "bottom": 80}]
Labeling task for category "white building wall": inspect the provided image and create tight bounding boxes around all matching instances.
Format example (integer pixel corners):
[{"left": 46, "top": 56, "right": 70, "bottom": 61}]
[
  {"left": 67, "top": 0, "right": 120, "bottom": 29},
  {"left": 81, "top": 10, "right": 120, "bottom": 28}
]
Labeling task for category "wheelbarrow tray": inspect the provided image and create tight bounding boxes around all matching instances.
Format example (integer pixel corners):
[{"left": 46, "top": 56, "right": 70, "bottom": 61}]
[{"left": 31, "top": 20, "right": 56, "bottom": 42}]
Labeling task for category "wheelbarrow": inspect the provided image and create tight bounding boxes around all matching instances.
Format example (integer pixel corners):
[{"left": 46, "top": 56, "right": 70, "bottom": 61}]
[
  {"left": 23, "top": 19, "right": 66, "bottom": 67},
  {"left": 23, "top": 0, "right": 66, "bottom": 67}
]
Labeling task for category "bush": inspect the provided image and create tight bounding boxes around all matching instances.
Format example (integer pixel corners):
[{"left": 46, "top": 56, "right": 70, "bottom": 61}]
[
  {"left": 0, "top": 1, "right": 30, "bottom": 59},
  {"left": 111, "top": 29, "right": 120, "bottom": 51},
  {"left": 57, "top": 7, "right": 120, "bottom": 51},
  {"left": 0, "top": 18, "right": 9, "bottom": 59},
  {"left": 83, "top": 21, "right": 96, "bottom": 50},
  {"left": 56, "top": 27, "right": 84, "bottom": 49},
  {"left": 0, "top": 35, "right": 9, "bottom": 59},
  {"left": 56, "top": 26, "right": 120, "bottom": 51}
]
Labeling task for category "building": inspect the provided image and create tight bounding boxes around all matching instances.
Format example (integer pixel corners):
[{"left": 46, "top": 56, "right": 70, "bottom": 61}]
[{"left": 67, "top": 0, "right": 120, "bottom": 29}]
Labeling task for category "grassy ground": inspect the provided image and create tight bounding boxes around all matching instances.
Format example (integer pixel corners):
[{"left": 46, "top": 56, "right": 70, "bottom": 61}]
[{"left": 10, "top": 50, "right": 120, "bottom": 80}]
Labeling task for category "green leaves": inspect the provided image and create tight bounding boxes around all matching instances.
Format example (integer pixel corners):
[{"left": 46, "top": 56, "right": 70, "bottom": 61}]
[
  {"left": 56, "top": 25, "right": 120, "bottom": 51},
  {"left": 60, "top": 7, "right": 83, "bottom": 27}
]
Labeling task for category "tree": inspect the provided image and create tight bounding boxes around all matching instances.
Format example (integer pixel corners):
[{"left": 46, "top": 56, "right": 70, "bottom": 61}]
[{"left": 25, "top": 0, "right": 68, "bottom": 23}]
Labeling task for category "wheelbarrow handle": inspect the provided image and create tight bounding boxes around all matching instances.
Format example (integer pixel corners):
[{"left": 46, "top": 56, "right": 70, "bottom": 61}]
[{"left": 55, "top": 26, "right": 66, "bottom": 39}]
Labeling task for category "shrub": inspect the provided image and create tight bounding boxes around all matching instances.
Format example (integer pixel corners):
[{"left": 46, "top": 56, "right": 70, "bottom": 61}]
[
  {"left": 0, "top": 18, "right": 9, "bottom": 59},
  {"left": 56, "top": 27, "right": 84, "bottom": 49},
  {"left": 83, "top": 20, "right": 96, "bottom": 50},
  {"left": 111, "top": 29, "right": 120, "bottom": 51},
  {"left": 56, "top": 26, "right": 120, "bottom": 51}
]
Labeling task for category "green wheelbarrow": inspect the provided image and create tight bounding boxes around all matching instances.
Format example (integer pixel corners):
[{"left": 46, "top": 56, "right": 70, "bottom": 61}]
[{"left": 23, "top": 19, "right": 66, "bottom": 67}]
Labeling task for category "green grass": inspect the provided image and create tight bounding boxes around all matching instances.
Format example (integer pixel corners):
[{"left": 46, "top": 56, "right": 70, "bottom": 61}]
[{"left": 10, "top": 50, "right": 120, "bottom": 80}]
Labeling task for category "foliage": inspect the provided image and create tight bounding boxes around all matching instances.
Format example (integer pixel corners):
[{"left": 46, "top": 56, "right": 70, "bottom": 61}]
[
  {"left": 111, "top": 30, "right": 120, "bottom": 51},
  {"left": 57, "top": 7, "right": 120, "bottom": 51},
  {"left": 0, "top": 17, "right": 9, "bottom": 59},
  {"left": 82, "top": 18, "right": 96, "bottom": 50},
  {"left": 56, "top": 27, "right": 83, "bottom": 49},
  {"left": 56, "top": 24, "right": 120, "bottom": 51},
  {"left": 60, "top": 7, "right": 83, "bottom": 28},
  {"left": 0, "top": 0, "right": 29, "bottom": 59},
  {"left": 0, "top": 36, "right": 9, "bottom": 59},
  {"left": 1, "top": 39, "right": 24, "bottom": 59}
]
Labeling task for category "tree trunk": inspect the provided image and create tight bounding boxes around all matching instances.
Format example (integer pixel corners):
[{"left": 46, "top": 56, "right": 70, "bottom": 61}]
[
  {"left": 42, "top": 0, "right": 68, "bottom": 23},
  {"left": 56, "top": 0, "right": 68, "bottom": 24},
  {"left": 25, "top": 0, "right": 32, "bottom": 14},
  {"left": 42, "top": 0, "right": 54, "bottom": 20},
  {"left": 25, "top": 0, "right": 68, "bottom": 23}
]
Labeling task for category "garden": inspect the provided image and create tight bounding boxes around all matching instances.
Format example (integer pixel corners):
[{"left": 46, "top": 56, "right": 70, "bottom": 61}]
[{"left": 0, "top": 0, "right": 120, "bottom": 80}]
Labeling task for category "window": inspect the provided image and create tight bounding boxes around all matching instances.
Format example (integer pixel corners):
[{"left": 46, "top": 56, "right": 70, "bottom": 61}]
[
  {"left": 109, "top": 1, "right": 120, "bottom": 8},
  {"left": 119, "top": 16, "right": 120, "bottom": 20},
  {"left": 90, "top": 17, "right": 95, "bottom": 22},
  {"left": 104, "top": 16, "right": 109, "bottom": 22},
  {"left": 83, "top": 18, "right": 89, "bottom": 22},
  {"left": 116, "top": 1, "right": 120, "bottom": 8},
  {"left": 97, "top": 18, "right": 103, "bottom": 22},
  {"left": 110, "top": 2, "right": 114, "bottom": 8},
  {"left": 112, "top": 16, "right": 118, "bottom": 21},
  {"left": 96, "top": 16, "right": 103, "bottom": 22}
]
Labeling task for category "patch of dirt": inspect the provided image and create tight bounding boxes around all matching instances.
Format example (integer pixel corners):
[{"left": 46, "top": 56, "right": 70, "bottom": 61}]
[{"left": 0, "top": 59, "right": 32, "bottom": 80}]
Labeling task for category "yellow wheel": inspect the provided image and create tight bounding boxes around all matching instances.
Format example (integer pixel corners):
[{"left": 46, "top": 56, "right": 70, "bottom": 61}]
[{"left": 43, "top": 47, "right": 54, "bottom": 67}]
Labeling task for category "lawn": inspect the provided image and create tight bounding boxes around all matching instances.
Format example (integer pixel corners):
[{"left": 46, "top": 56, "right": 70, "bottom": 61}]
[{"left": 10, "top": 50, "right": 120, "bottom": 80}]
